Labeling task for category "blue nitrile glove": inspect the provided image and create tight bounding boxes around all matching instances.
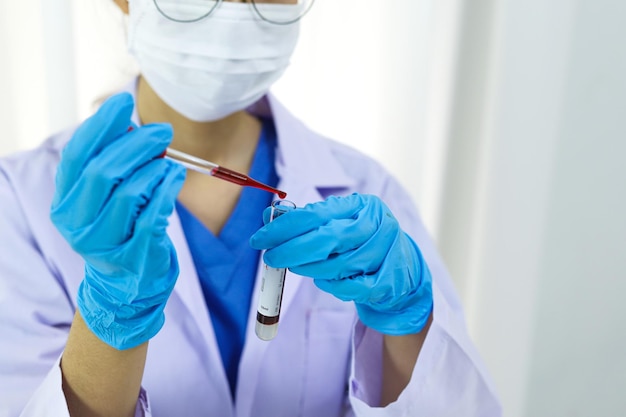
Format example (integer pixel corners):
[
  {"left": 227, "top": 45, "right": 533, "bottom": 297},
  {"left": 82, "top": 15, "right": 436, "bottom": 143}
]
[
  {"left": 250, "top": 193, "right": 433, "bottom": 335},
  {"left": 50, "top": 92, "right": 186, "bottom": 350}
]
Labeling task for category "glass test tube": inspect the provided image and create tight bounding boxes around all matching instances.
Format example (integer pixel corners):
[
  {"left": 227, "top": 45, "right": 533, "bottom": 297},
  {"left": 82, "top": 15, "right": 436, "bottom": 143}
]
[{"left": 255, "top": 200, "right": 297, "bottom": 341}]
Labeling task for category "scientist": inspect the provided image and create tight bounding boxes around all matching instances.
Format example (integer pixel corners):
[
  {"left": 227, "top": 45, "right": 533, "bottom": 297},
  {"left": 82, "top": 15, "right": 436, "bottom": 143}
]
[{"left": 0, "top": 0, "right": 501, "bottom": 416}]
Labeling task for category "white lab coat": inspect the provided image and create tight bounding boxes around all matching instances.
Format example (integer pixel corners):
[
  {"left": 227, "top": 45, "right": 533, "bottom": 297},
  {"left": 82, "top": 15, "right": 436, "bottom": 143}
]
[{"left": 0, "top": 83, "right": 501, "bottom": 417}]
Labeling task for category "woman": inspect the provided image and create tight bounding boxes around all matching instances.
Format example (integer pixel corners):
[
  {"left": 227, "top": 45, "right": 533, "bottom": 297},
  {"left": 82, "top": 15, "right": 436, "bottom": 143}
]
[{"left": 0, "top": 0, "right": 501, "bottom": 416}]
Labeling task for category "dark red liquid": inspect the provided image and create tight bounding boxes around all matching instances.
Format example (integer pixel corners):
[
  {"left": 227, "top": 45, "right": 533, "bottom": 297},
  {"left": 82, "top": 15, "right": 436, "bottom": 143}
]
[
  {"left": 212, "top": 166, "right": 287, "bottom": 199},
  {"left": 256, "top": 312, "right": 280, "bottom": 325}
]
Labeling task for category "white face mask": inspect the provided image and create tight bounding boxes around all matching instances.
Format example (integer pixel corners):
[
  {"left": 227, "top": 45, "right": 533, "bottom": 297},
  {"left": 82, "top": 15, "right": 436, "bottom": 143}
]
[{"left": 128, "top": 0, "right": 301, "bottom": 122}]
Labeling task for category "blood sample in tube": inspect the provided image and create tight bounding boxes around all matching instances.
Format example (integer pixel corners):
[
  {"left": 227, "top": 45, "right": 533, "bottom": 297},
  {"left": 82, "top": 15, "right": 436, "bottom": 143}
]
[{"left": 255, "top": 200, "right": 296, "bottom": 341}]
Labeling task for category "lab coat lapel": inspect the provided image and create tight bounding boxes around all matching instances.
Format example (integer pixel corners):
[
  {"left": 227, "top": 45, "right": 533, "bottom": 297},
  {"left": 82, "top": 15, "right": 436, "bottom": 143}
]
[
  {"left": 236, "top": 178, "right": 323, "bottom": 417},
  {"left": 129, "top": 79, "right": 223, "bottom": 372},
  {"left": 165, "top": 178, "right": 320, "bottom": 417},
  {"left": 129, "top": 78, "right": 224, "bottom": 375},
  {"left": 167, "top": 210, "right": 234, "bottom": 410},
  {"left": 247, "top": 91, "right": 357, "bottom": 335},
  {"left": 236, "top": 94, "right": 356, "bottom": 417}
]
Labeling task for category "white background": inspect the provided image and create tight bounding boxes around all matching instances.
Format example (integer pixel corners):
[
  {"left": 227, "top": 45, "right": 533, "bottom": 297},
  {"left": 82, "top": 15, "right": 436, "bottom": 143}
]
[{"left": 1, "top": 1, "right": 625, "bottom": 416}]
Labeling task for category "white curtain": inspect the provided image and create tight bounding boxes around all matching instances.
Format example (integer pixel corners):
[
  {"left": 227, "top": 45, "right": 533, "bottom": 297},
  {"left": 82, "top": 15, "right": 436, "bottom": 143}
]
[
  {"left": 442, "top": 0, "right": 626, "bottom": 416},
  {"left": 2, "top": 0, "right": 625, "bottom": 416}
]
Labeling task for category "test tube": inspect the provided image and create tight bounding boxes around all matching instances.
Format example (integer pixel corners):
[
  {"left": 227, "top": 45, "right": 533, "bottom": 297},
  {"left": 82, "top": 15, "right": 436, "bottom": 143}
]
[{"left": 255, "top": 200, "right": 296, "bottom": 341}]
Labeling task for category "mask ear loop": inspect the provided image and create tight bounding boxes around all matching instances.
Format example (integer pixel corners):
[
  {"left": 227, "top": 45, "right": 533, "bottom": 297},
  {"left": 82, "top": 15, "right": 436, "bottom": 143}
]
[{"left": 151, "top": 0, "right": 222, "bottom": 23}]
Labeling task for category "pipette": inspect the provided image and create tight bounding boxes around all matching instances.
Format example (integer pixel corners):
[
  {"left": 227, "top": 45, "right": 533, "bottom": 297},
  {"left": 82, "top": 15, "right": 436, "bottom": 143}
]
[
  {"left": 162, "top": 148, "right": 287, "bottom": 199},
  {"left": 126, "top": 126, "right": 285, "bottom": 197}
]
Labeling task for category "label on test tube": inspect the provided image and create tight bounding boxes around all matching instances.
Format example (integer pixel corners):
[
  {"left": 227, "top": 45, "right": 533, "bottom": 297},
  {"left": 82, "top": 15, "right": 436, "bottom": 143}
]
[
  {"left": 255, "top": 200, "right": 296, "bottom": 341},
  {"left": 257, "top": 266, "right": 286, "bottom": 322}
]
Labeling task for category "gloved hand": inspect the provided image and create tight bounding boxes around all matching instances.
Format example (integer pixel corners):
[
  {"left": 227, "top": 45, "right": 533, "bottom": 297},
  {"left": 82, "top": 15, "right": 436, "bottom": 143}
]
[
  {"left": 250, "top": 193, "right": 433, "bottom": 336},
  {"left": 50, "top": 92, "right": 186, "bottom": 350}
]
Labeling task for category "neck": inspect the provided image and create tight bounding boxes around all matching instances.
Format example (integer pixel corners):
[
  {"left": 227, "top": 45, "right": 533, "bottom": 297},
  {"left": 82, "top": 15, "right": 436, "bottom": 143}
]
[{"left": 135, "top": 76, "right": 262, "bottom": 171}]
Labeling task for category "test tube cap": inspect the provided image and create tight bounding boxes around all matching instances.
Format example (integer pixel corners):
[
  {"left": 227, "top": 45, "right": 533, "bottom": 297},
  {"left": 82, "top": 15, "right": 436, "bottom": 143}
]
[{"left": 255, "top": 321, "right": 279, "bottom": 341}]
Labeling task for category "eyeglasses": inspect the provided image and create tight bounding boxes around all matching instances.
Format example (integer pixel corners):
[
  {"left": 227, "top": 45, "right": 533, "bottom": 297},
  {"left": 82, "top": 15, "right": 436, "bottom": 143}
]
[{"left": 152, "top": 0, "right": 315, "bottom": 25}]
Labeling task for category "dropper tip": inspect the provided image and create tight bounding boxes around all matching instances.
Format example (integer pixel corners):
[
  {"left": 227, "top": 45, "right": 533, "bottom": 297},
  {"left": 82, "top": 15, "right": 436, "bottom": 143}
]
[{"left": 277, "top": 191, "right": 287, "bottom": 199}]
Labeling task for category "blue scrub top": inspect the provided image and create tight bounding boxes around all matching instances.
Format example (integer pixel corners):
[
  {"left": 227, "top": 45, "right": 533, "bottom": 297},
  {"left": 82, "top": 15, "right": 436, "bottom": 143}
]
[{"left": 175, "top": 118, "right": 278, "bottom": 399}]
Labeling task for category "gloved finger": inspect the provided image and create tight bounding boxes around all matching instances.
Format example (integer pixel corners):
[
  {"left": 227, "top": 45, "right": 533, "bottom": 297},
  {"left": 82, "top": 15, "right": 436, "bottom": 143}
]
[
  {"left": 313, "top": 260, "right": 412, "bottom": 306},
  {"left": 51, "top": 124, "right": 173, "bottom": 230},
  {"left": 261, "top": 197, "right": 399, "bottom": 271},
  {"left": 128, "top": 160, "right": 186, "bottom": 277},
  {"left": 69, "top": 158, "right": 181, "bottom": 253},
  {"left": 315, "top": 233, "right": 427, "bottom": 306},
  {"left": 261, "top": 217, "right": 375, "bottom": 267},
  {"left": 55, "top": 93, "right": 134, "bottom": 198},
  {"left": 250, "top": 194, "right": 368, "bottom": 250},
  {"left": 259, "top": 202, "right": 297, "bottom": 225},
  {"left": 129, "top": 158, "right": 185, "bottom": 241},
  {"left": 313, "top": 275, "right": 381, "bottom": 304},
  {"left": 282, "top": 225, "right": 398, "bottom": 279},
  {"left": 260, "top": 206, "right": 273, "bottom": 225},
  {"left": 83, "top": 159, "right": 185, "bottom": 278}
]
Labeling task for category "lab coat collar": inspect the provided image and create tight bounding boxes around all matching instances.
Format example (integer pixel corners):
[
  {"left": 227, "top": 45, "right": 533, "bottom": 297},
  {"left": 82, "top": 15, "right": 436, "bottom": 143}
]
[{"left": 248, "top": 93, "right": 357, "bottom": 197}]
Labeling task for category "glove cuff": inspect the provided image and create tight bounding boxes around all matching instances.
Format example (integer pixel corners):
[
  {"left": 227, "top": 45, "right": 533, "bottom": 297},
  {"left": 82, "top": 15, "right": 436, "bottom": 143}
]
[
  {"left": 356, "top": 289, "right": 433, "bottom": 336},
  {"left": 77, "top": 279, "right": 167, "bottom": 349},
  {"left": 76, "top": 245, "right": 180, "bottom": 349},
  {"left": 355, "top": 232, "right": 434, "bottom": 335}
]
